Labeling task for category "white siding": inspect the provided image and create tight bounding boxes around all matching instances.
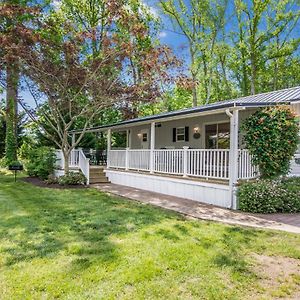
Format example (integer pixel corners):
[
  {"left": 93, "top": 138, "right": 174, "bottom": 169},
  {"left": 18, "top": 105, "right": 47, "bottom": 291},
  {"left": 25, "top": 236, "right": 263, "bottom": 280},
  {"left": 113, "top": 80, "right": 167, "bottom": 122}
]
[{"left": 106, "top": 170, "right": 231, "bottom": 208}]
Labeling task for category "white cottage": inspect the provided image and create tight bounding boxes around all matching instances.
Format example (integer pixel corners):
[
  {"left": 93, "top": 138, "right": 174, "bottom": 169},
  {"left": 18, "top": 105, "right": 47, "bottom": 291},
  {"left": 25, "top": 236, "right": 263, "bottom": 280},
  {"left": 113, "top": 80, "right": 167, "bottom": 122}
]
[{"left": 56, "top": 86, "right": 300, "bottom": 209}]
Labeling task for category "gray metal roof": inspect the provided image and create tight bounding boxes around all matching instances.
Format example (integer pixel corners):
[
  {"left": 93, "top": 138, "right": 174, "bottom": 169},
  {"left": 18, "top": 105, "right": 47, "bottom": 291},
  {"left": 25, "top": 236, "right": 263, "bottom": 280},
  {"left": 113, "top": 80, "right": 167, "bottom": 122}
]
[{"left": 71, "top": 86, "right": 300, "bottom": 133}]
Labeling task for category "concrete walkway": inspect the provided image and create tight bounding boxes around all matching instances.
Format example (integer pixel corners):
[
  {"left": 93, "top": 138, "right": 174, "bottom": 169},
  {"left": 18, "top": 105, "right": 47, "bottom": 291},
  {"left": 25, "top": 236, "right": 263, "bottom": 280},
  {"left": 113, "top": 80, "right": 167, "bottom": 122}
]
[{"left": 92, "top": 183, "right": 300, "bottom": 234}]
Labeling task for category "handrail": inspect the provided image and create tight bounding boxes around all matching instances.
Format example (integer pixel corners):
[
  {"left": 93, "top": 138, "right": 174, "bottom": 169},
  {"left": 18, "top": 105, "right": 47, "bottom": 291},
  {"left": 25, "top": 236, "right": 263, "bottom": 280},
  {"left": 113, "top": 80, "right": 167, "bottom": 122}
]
[
  {"left": 78, "top": 149, "right": 90, "bottom": 185},
  {"left": 55, "top": 149, "right": 90, "bottom": 184}
]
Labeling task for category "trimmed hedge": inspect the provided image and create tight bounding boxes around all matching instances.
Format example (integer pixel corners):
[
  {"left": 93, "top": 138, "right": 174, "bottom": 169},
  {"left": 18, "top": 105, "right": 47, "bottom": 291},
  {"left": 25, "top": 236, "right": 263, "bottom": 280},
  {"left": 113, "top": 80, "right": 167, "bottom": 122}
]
[{"left": 238, "top": 177, "right": 300, "bottom": 213}]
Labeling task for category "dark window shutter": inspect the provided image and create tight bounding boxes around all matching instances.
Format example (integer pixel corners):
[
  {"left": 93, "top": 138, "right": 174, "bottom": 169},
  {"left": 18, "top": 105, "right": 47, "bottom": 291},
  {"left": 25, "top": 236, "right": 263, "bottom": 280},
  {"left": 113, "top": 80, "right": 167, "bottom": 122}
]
[
  {"left": 172, "top": 128, "right": 176, "bottom": 142},
  {"left": 185, "top": 126, "right": 189, "bottom": 141}
]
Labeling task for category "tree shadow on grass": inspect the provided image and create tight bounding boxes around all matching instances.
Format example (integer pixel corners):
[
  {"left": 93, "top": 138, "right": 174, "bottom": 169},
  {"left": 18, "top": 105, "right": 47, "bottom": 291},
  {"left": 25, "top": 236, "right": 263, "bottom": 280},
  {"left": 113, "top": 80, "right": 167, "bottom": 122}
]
[
  {"left": 212, "top": 226, "right": 260, "bottom": 274},
  {"left": 0, "top": 181, "right": 175, "bottom": 268}
]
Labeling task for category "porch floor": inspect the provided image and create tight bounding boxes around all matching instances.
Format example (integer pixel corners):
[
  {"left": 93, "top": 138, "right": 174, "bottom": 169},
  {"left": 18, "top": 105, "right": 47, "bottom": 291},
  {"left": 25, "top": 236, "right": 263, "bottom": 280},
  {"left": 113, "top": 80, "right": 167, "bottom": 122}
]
[{"left": 92, "top": 183, "right": 300, "bottom": 234}]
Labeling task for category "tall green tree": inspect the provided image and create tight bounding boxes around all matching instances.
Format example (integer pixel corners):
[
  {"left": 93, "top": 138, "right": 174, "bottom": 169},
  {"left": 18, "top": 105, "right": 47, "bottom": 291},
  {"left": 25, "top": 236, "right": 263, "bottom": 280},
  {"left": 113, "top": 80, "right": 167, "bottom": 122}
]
[
  {"left": 232, "top": 0, "right": 300, "bottom": 95},
  {"left": 160, "top": 0, "right": 228, "bottom": 106},
  {"left": 0, "top": 0, "right": 43, "bottom": 164}
]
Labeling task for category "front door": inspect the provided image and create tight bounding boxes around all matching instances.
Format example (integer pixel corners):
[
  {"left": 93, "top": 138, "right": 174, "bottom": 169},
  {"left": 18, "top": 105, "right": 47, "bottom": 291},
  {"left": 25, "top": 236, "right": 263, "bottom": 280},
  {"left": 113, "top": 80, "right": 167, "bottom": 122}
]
[{"left": 140, "top": 129, "right": 149, "bottom": 149}]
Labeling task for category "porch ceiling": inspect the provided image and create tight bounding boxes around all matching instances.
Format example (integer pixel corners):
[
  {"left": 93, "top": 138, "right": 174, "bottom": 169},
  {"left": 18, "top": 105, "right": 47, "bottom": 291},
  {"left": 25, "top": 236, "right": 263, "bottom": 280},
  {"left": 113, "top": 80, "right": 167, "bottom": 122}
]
[{"left": 70, "top": 86, "right": 300, "bottom": 134}]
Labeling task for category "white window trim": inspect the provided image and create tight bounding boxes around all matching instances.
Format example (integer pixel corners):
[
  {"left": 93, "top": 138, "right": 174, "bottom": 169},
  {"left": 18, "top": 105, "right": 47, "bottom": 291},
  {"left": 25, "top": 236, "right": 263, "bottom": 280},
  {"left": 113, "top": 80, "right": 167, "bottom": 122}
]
[{"left": 175, "top": 127, "right": 185, "bottom": 142}]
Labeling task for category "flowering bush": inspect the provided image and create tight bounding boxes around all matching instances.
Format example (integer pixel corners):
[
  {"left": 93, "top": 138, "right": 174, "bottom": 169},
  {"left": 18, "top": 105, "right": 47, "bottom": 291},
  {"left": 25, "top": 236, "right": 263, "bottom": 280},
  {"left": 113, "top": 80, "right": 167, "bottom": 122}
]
[
  {"left": 238, "top": 177, "right": 300, "bottom": 213},
  {"left": 241, "top": 106, "right": 299, "bottom": 178}
]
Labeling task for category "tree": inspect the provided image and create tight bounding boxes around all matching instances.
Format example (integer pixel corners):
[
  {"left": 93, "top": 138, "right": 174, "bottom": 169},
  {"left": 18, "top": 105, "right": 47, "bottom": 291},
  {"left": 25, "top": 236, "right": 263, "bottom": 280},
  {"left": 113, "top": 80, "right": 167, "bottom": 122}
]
[
  {"left": 0, "top": 1, "right": 42, "bottom": 164},
  {"left": 20, "top": 2, "right": 178, "bottom": 173},
  {"left": 160, "top": 0, "right": 228, "bottom": 106},
  {"left": 232, "top": 0, "right": 300, "bottom": 95}
]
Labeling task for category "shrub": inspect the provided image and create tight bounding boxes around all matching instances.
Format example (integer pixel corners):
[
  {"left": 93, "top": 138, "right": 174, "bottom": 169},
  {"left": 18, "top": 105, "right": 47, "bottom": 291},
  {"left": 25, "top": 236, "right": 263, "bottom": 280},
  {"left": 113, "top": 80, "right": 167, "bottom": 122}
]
[
  {"left": 58, "top": 172, "right": 87, "bottom": 185},
  {"left": 241, "top": 106, "right": 299, "bottom": 179},
  {"left": 45, "top": 174, "right": 59, "bottom": 184},
  {"left": 238, "top": 177, "right": 300, "bottom": 213},
  {"left": 26, "top": 147, "right": 56, "bottom": 180}
]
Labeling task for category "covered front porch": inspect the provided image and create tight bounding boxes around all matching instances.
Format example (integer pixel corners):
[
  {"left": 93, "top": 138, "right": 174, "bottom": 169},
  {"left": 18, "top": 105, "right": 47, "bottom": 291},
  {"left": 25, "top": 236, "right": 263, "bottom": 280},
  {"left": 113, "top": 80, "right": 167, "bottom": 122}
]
[{"left": 58, "top": 106, "right": 259, "bottom": 209}]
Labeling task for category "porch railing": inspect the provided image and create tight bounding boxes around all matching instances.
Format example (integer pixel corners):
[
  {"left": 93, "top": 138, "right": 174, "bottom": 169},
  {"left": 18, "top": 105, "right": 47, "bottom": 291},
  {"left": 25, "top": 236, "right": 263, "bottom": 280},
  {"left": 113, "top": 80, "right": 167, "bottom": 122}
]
[
  {"left": 238, "top": 149, "right": 259, "bottom": 179},
  {"left": 55, "top": 149, "right": 90, "bottom": 184},
  {"left": 108, "top": 148, "right": 258, "bottom": 180}
]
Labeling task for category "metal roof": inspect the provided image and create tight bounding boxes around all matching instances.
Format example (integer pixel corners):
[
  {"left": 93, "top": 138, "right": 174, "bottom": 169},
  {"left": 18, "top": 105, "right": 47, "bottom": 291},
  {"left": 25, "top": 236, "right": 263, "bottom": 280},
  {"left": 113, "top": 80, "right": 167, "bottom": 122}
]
[{"left": 71, "top": 86, "right": 300, "bottom": 133}]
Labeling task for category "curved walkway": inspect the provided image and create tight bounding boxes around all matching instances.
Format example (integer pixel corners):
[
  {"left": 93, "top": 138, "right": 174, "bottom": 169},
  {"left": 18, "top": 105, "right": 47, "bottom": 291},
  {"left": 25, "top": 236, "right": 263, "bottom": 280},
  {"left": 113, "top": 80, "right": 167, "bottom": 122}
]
[{"left": 93, "top": 183, "right": 300, "bottom": 234}]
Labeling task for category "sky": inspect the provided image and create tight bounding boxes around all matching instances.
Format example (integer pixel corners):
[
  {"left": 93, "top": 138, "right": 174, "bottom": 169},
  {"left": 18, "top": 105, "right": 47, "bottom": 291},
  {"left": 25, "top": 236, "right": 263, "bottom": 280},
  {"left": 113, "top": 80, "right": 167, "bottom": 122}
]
[
  {"left": 2, "top": 0, "right": 299, "bottom": 108},
  {"left": 1, "top": 0, "right": 189, "bottom": 108}
]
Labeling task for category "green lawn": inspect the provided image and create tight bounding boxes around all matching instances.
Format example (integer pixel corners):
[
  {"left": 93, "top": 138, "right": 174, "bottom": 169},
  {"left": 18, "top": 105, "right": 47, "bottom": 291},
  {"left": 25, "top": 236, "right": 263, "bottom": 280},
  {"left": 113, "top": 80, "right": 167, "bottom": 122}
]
[{"left": 0, "top": 171, "right": 300, "bottom": 299}]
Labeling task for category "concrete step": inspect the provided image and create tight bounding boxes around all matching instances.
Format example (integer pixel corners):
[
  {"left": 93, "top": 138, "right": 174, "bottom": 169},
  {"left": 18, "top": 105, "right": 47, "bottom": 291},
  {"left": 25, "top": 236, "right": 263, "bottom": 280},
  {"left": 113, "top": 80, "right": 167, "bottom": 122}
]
[
  {"left": 90, "top": 178, "right": 110, "bottom": 184},
  {"left": 90, "top": 169, "right": 105, "bottom": 174},
  {"left": 90, "top": 175, "right": 107, "bottom": 179},
  {"left": 89, "top": 166, "right": 109, "bottom": 184}
]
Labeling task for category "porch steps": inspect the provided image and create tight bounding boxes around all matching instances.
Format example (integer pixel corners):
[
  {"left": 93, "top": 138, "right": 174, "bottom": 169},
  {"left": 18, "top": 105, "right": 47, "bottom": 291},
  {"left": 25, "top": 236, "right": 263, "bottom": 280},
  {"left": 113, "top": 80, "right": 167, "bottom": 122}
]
[{"left": 89, "top": 166, "right": 109, "bottom": 184}]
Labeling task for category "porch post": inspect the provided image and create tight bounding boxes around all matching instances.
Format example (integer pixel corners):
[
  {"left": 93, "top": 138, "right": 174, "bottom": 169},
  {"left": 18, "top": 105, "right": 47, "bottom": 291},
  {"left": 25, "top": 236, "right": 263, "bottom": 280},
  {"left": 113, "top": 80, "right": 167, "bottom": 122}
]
[
  {"left": 125, "top": 147, "right": 129, "bottom": 170},
  {"left": 183, "top": 146, "right": 189, "bottom": 177},
  {"left": 229, "top": 109, "right": 239, "bottom": 209},
  {"left": 107, "top": 129, "right": 111, "bottom": 169},
  {"left": 149, "top": 122, "right": 155, "bottom": 174},
  {"left": 126, "top": 129, "right": 130, "bottom": 148}
]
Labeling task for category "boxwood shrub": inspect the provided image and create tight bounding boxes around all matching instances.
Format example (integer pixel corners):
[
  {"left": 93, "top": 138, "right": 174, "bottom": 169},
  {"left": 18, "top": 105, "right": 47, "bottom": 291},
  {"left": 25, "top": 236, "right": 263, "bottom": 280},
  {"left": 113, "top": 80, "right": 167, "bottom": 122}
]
[{"left": 238, "top": 177, "right": 300, "bottom": 213}]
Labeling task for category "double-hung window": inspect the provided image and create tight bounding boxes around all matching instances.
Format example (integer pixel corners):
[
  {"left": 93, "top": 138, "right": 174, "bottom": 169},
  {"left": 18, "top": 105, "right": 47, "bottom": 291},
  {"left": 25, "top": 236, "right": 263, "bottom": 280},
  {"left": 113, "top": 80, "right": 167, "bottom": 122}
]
[{"left": 176, "top": 127, "right": 185, "bottom": 142}]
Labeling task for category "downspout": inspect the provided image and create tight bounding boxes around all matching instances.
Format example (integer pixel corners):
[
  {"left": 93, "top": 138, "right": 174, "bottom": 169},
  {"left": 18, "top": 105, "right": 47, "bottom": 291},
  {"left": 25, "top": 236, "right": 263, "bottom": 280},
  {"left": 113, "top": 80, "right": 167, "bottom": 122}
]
[
  {"left": 225, "top": 108, "right": 233, "bottom": 118},
  {"left": 226, "top": 108, "right": 239, "bottom": 209}
]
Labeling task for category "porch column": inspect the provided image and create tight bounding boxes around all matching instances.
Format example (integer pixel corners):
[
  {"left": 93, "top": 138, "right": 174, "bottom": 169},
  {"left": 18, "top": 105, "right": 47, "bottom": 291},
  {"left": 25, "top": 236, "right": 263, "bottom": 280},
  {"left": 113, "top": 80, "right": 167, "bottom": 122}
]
[
  {"left": 228, "top": 109, "right": 239, "bottom": 209},
  {"left": 107, "top": 129, "right": 111, "bottom": 169},
  {"left": 149, "top": 122, "right": 155, "bottom": 174},
  {"left": 126, "top": 129, "right": 130, "bottom": 148}
]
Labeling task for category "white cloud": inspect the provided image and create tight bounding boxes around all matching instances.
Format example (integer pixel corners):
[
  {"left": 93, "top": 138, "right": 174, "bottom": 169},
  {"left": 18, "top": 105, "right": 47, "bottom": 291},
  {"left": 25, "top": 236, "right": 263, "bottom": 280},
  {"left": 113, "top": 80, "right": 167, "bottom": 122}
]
[{"left": 158, "top": 31, "right": 167, "bottom": 38}]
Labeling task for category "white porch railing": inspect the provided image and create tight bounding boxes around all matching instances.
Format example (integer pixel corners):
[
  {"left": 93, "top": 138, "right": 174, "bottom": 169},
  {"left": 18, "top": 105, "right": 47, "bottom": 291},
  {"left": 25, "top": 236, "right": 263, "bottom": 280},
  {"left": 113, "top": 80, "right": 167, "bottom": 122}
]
[
  {"left": 108, "top": 148, "right": 258, "bottom": 180},
  {"left": 154, "top": 149, "right": 184, "bottom": 175},
  {"left": 55, "top": 149, "right": 90, "bottom": 184},
  {"left": 128, "top": 149, "right": 151, "bottom": 171},
  {"left": 109, "top": 150, "right": 126, "bottom": 169},
  {"left": 187, "top": 149, "right": 229, "bottom": 179},
  {"left": 238, "top": 149, "right": 259, "bottom": 179}
]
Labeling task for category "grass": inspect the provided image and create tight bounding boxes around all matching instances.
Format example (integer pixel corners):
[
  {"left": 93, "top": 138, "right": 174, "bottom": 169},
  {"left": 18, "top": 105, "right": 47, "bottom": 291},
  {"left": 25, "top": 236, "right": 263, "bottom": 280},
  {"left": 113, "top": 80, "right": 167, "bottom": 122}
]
[{"left": 0, "top": 171, "right": 300, "bottom": 299}]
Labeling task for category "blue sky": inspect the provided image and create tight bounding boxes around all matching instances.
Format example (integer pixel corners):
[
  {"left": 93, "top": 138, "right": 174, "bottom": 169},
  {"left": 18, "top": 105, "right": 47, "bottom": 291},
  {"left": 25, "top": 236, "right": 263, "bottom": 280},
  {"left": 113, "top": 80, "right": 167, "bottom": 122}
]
[{"left": 2, "top": 0, "right": 299, "bottom": 108}]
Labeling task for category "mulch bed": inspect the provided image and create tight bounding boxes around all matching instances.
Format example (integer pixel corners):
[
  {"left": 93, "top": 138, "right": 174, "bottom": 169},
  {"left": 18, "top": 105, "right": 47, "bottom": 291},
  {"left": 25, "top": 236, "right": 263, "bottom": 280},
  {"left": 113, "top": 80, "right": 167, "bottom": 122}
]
[{"left": 22, "top": 177, "right": 88, "bottom": 189}]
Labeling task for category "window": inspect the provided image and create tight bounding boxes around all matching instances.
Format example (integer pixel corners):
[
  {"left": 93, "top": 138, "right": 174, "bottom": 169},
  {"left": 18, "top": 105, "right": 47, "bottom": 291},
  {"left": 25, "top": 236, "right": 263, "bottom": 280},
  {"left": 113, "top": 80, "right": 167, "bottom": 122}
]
[
  {"left": 176, "top": 127, "right": 185, "bottom": 141},
  {"left": 172, "top": 127, "right": 189, "bottom": 142},
  {"left": 205, "top": 123, "right": 230, "bottom": 149},
  {"left": 142, "top": 133, "right": 148, "bottom": 142}
]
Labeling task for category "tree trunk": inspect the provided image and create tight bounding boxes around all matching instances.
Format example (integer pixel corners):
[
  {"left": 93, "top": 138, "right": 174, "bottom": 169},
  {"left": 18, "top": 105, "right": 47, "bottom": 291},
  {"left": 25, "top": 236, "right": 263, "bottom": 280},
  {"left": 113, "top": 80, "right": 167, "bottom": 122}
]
[
  {"left": 63, "top": 150, "right": 70, "bottom": 174},
  {"left": 250, "top": 52, "right": 256, "bottom": 95},
  {"left": 5, "top": 61, "right": 19, "bottom": 164}
]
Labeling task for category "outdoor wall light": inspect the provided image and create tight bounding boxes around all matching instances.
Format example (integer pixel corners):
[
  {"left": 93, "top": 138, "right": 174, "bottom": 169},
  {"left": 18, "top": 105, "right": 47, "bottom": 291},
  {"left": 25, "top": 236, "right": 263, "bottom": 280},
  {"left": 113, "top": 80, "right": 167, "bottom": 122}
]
[
  {"left": 193, "top": 125, "right": 201, "bottom": 139},
  {"left": 193, "top": 125, "right": 200, "bottom": 133},
  {"left": 137, "top": 132, "right": 142, "bottom": 139}
]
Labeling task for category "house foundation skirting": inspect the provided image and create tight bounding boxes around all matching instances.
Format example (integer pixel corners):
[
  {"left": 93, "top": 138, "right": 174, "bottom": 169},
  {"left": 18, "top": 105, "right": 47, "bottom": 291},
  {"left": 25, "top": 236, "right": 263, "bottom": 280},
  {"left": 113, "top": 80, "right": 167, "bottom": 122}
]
[{"left": 105, "top": 170, "right": 232, "bottom": 209}]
